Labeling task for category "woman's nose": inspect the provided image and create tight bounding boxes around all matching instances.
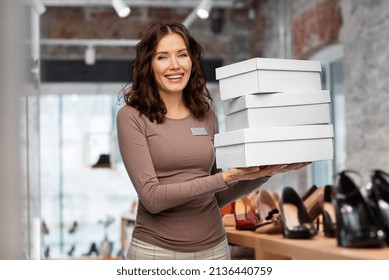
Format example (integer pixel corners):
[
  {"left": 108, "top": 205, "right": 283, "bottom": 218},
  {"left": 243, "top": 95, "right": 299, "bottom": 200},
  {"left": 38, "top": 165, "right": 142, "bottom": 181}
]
[{"left": 169, "top": 57, "right": 180, "bottom": 69}]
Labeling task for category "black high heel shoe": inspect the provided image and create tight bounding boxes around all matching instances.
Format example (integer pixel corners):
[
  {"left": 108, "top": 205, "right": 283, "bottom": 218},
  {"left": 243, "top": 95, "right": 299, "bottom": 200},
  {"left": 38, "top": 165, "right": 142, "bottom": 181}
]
[
  {"left": 279, "top": 186, "right": 317, "bottom": 239},
  {"left": 67, "top": 245, "right": 76, "bottom": 257},
  {"left": 368, "top": 169, "right": 389, "bottom": 244},
  {"left": 322, "top": 185, "right": 337, "bottom": 238},
  {"left": 83, "top": 242, "right": 99, "bottom": 256},
  {"left": 334, "top": 170, "right": 386, "bottom": 248},
  {"left": 68, "top": 221, "right": 78, "bottom": 234}
]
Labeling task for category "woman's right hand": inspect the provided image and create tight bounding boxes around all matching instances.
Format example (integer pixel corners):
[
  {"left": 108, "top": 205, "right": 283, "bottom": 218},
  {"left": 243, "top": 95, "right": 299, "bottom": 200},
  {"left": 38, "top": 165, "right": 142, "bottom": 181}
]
[{"left": 222, "top": 163, "right": 309, "bottom": 184}]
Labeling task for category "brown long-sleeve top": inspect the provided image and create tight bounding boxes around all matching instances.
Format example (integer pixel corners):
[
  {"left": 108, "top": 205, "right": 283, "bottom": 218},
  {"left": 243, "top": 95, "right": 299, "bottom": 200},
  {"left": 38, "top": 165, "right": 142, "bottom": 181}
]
[{"left": 116, "top": 105, "right": 269, "bottom": 252}]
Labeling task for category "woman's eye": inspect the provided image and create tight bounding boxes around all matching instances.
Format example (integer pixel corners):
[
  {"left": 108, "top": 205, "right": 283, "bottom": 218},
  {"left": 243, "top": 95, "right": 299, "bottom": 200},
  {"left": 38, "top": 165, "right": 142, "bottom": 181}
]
[
  {"left": 178, "top": 53, "right": 188, "bottom": 58},
  {"left": 157, "top": 56, "right": 167, "bottom": 60}
]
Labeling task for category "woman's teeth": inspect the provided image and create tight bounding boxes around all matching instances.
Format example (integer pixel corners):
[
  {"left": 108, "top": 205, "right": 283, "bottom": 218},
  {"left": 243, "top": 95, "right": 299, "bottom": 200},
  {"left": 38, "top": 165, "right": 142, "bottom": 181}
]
[{"left": 167, "top": 75, "right": 183, "bottom": 80}]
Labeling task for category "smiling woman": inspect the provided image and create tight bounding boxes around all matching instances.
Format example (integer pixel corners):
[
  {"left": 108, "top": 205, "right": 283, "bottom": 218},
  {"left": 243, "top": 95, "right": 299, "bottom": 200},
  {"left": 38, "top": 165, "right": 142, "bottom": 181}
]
[{"left": 116, "top": 22, "right": 304, "bottom": 260}]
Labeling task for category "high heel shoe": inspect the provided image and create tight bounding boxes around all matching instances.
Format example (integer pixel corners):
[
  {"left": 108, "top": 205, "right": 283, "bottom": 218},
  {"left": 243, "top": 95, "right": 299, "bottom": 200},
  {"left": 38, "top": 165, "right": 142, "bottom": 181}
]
[
  {"left": 68, "top": 221, "right": 78, "bottom": 234},
  {"left": 254, "top": 189, "right": 283, "bottom": 234},
  {"left": 221, "top": 203, "right": 235, "bottom": 227},
  {"left": 368, "top": 169, "right": 389, "bottom": 244},
  {"left": 232, "top": 196, "right": 260, "bottom": 230},
  {"left": 44, "top": 246, "right": 50, "bottom": 259},
  {"left": 67, "top": 245, "right": 76, "bottom": 257},
  {"left": 83, "top": 242, "right": 99, "bottom": 256},
  {"left": 279, "top": 186, "right": 317, "bottom": 239},
  {"left": 302, "top": 185, "right": 324, "bottom": 222},
  {"left": 334, "top": 170, "right": 386, "bottom": 248},
  {"left": 301, "top": 185, "right": 318, "bottom": 201},
  {"left": 322, "top": 185, "right": 337, "bottom": 237},
  {"left": 41, "top": 221, "right": 49, "bottom": 235}
]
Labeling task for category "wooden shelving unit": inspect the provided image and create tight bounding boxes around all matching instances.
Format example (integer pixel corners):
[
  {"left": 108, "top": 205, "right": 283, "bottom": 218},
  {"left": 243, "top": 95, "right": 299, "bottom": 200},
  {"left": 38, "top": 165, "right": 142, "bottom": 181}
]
[{"left": 226, "top": 227, "right": 389, "bottom": 260}]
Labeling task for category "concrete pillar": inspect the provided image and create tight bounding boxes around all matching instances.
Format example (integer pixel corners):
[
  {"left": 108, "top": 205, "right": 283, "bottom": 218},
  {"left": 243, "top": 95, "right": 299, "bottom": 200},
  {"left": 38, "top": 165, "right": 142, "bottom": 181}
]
[{"left": 0, "top": 0, "right": 25, "bottom": 259}]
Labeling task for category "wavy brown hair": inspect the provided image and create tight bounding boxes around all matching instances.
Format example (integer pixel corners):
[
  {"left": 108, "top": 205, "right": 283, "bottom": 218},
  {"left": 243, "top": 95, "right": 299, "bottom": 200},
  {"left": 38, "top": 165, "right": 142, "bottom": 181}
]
[{"left": 123, "top": 22, "right": 212, "bottom": 123}]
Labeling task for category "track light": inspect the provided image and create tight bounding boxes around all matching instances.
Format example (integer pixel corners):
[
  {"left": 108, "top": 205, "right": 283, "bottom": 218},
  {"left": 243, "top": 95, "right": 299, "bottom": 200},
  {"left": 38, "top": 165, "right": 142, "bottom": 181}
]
[
  {"left": 197, "top": 0, "right": 212, "bottom": 19},
  {"left": 111, "top": 0, "right": 131, "bottom": 18},
  {"left": 85, "top": 46, "right": 96, "bottom": 65},
  {"left": 31, "top": 0, "right": 46, "bottom": 16}
]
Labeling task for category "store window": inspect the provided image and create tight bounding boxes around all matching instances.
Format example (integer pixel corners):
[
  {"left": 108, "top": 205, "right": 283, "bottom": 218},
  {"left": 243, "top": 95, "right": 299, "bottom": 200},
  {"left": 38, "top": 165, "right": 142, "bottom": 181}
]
[
  {"left": 39, "top": 85, "right": 137, "bottom": 258},
  {"left": 310, "top": 44, "right": 345, "bottom": 186}
]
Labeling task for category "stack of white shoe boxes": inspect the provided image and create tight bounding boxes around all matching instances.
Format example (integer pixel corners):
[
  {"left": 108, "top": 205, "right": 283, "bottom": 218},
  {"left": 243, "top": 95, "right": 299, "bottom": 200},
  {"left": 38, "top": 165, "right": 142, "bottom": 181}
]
[{"left": 214, "top": 57, "right": 334, "bottom": 169}]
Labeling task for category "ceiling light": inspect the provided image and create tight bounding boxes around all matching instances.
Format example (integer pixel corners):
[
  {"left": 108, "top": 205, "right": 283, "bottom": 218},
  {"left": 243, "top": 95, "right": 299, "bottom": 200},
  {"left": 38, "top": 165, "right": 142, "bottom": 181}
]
[
  {"left": 197, "top": 0, "right": 212, "bottom": 19},
  {"left": 85, "top": 46, "right": 96, "bottom": 65},
  {"left": 111, "top": 0, "right": 131, "bottom": 18},
  {"left": 31, "top": 0, "right": 46, "bottom": 16}
]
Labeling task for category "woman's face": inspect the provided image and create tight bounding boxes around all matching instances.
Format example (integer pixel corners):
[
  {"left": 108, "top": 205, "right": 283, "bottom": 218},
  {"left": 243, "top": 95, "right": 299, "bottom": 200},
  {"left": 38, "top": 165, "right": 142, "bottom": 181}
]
[{"left": 151, "top": 32, "right": 192, "bottom": 98}]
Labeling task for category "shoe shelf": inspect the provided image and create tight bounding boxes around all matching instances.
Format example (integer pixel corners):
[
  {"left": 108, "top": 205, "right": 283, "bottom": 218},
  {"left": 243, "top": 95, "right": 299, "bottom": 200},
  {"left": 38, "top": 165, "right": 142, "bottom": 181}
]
[{"left": 225, "top": 227, "right": 389, "bottom": 260}]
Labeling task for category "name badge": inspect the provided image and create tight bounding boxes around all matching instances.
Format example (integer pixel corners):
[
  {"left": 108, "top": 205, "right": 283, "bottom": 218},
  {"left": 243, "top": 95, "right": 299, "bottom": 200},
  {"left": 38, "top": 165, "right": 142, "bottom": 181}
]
[{"left": 190, "top": 127, "right": 208, "bottom": 136}]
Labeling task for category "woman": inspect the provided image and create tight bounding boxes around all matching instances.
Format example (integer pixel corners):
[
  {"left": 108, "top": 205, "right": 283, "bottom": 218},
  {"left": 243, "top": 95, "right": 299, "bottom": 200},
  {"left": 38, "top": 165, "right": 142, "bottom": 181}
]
[{"left": 117, "top": 22, "right": 306, "bottom": 260}]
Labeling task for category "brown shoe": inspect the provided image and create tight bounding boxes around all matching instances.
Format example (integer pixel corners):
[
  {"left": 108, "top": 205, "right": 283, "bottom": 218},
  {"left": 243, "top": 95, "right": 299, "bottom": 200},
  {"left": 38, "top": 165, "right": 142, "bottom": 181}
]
[
  {"left": 303, "top": 186, "right": 324, "bottom": 221},
  {"left": 254, "top": 189, "right": 283, "bottom": 234}
]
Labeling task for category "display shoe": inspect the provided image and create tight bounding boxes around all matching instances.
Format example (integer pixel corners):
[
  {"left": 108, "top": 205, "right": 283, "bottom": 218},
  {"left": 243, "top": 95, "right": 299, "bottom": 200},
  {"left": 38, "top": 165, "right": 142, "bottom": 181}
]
[
  {"left": 301, "top": 185, "right": 318, "bottom": 201},
  {"left": 44, "top": 246, "right": 50, "bottom": 259},
  {"left": 270, "top": 191, "right": 280, "bottom": 205},
  {"left": 220, "top": 203, "right": 233, "bottom": 216},
  {"left": 222, "top": 213, "right": 236, "bottom": 227},
  {"left": 248, "top": 189, "right": 260, "bottom": 214},
  {"left": 334, "top": 170, "right": 386, "bottom": 248},
  {"left": 279, "top": 186, "right": 317, "bottom": 239},
  {"left": 232, "top": 196, "right": 260, "bottom": 230},
  {"left": 368, "top": 169, "right": 389, "bottom": 244},
  {"left": 302, "top": 185, "right": 324, "bottom": 222},
  {"left": 322, "top": 185, "right": 337, "bottom": 237},
  {"left": 67, "top": 245, "right": 76, "bottom": 257},
  {"left": 254, "top": 189, "right": 282, "bottom": 234},
  {"left": 68, "top": 221, "right": 78, "bottom": 234},
  {"left": 92, "top": 154, "right": 111, "bottom": 168},
  {"left": 41, "top": 221, "right": 49, "bottom": 235},
  {"left": 83, "top": 242, "right": 99, "bottom": 256}
]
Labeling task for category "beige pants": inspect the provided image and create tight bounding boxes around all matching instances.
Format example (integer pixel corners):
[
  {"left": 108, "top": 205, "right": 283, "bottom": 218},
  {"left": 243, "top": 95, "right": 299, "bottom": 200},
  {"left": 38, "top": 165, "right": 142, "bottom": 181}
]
[{"left": 126, "top": 238, "right": 231, "bottom": 260}]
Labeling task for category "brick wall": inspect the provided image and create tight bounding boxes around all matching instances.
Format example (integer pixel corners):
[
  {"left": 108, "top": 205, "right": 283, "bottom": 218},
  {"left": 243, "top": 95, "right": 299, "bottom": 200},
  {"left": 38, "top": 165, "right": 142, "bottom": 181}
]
[
  {"left": 292, "top": 0, "right": 342, "bottom": 58},
  {"left": 40, "top": 6, "right": 254, "bottom": 65}
]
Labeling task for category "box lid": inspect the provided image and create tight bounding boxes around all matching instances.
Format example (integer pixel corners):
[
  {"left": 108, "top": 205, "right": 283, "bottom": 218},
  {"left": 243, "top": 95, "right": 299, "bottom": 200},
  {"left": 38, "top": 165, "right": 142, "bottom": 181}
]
[
  {"left": 224, "top": 90, "right": 331, "bottom": 115},
  {"left": 214, "top": 124, "right": 334, "bottom": 147},
  {"left": 215, "top": 58, "right": 322, "bottom": 80}
]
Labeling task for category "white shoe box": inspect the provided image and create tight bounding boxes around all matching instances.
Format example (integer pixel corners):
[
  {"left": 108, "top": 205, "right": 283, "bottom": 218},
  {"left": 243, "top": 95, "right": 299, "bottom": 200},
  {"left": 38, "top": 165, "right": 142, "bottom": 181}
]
[
  {"left": 224, "top": 90, "right": 332, "bottom": 131},
  {"left": 215, "top": 58, "right": 322, "bottom": 101},
  {"left": 214, "top": 124, "right": 334, "bottom": 168}
]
